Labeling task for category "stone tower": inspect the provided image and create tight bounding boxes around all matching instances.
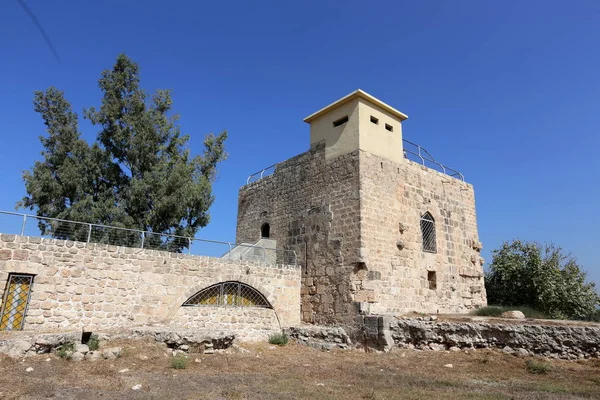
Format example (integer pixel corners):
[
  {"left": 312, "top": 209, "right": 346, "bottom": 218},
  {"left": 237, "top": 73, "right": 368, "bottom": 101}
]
[{"left": 236, "top": 90, "right": 486, "bottom": 326}]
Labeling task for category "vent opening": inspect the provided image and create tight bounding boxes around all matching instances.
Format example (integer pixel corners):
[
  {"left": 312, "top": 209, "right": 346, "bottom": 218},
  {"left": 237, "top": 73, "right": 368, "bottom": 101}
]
[
  {"left": 428, "top": 271, "right": 437, "bottom": 290},
  {"left": 333, "top": 115, "right": 349, "bottom": 127},
  {"left": 385, "top": 123, "right": 393, "bottom": 132},
  {"left": 370, "top": 116, "right": 379, "bottom": 125}
]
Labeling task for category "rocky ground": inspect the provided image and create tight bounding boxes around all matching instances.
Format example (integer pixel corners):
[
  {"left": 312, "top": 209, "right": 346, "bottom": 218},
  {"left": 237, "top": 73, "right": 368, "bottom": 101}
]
[{"left": 0, "top": 338, "right": 599, "bottom": 399}]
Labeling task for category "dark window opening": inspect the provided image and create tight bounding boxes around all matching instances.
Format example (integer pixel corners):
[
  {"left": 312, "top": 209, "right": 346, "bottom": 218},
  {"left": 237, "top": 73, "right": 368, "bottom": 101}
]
[
  {"left": 261, "top": 223, "right": 270, "bottom": 238},
  {"left": 428, "top": 271, "right": 437, "bottom": 290},
  {"left": 333, "top": 115, "right": 349, "bottom": 127},
  {"left": 370, "top": 115, "right": 379, "bottom": 125},
  {"left": 420, "top": 212, "right": 437, "bottom": 253},
  {"left": 385, "top": 123, "right": 393, "bottom": 132}
]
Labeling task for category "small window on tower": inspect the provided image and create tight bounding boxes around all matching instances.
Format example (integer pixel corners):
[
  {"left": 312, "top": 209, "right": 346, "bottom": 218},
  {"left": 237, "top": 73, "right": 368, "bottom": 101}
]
[
  {"left": 261, "top": 223, "right": 270, "bottom": 238},
  {"left": 370, "top": 115, "right": 379, "bottom": 125},
  {"left": 333, "top": 115, "right": 349, "bottom": 127},
  {"left": 385, "top": 123, "right": 393, "bottom": 132},
  {"left": 427, "top": 271, "right": 437, "bottom": 290}
]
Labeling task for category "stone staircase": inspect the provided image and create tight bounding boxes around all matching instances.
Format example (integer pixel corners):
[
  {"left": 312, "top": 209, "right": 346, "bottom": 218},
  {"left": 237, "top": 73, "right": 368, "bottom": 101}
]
[{"left": 220, "top": 238, "right": 277, "bottom": 264}]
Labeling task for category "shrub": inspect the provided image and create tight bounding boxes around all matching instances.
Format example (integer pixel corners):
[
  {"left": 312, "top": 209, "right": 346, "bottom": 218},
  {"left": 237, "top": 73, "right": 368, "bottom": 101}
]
[
  {"left": 472, "top": 306, "right": 547, "bottom": 319},
  {"left": 485, "top": 240, "right": 599, "bottom": 320},
  {"left": 526, "top": 359, "right": 552, "bottom": 375},
  {"left": 172, "top": 354, "right": 188, "bottom": 369},
  {"left": 268, "top": 332, "right": 289, "bottom": 346},
  {"left": 57, "top": 342, "right": 75, "bottom": 359},
  {"left": 87, "top": 334, "right": 100, "bottom": 351}
]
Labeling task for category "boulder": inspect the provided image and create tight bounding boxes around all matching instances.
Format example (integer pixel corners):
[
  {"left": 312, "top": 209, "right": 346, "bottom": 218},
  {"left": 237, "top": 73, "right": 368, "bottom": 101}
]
[
  {"left": 102, "top": 347, "right": 122, "bottom": 359},
  {"left": 515, "top": 348, "right": 529, "bottom": 357},
  {"left": 2, "top": 339, "right": 33, "bottom": 358},
  {"left": 500, "top": 311, "right": 526, "bottom": 319},
  {"left": 75, "top": 344, "right": 89, "bottom": 354},
  {"left": 70, "top": 352, "right": 85, "bottom": 361},
  {"left": 429, "top": 343, "right": 446, "bottom": 351},
  {"left": 85, "top": 351, "right": 102, "bottom": 361}
]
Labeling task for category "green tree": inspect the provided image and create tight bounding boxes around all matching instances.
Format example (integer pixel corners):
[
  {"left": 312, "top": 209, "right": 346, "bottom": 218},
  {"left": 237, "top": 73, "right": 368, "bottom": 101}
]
[
  {"left": 19, "top": 54, "right": 227, "bottom": 251},
  {"left": 485, "top": 240, "right": 599, "bottom": 320}
]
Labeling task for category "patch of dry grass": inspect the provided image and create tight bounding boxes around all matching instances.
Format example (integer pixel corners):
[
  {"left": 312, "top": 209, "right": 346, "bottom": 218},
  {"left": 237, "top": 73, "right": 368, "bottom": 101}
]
[{"left": 0, "top": 339, "right": 599, "bottom": 399}]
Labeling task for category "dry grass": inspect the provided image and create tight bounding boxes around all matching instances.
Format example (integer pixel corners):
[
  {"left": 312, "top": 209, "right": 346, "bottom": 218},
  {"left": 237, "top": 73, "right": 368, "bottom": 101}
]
[{"left": 1, "top": 338, "right": 599, "bottom": 399}]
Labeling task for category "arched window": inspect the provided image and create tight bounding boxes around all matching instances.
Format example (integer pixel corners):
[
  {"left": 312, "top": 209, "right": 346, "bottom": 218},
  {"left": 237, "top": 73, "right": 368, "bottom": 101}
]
[
  {"left": 420, "top": 212, "right": 437, "bottom": 253},
  {"left": 183, "top": 281, "right": 271, "bottom": 308},
  {"left": 261, "top": 223, "right": 270, "bottom": 238}
]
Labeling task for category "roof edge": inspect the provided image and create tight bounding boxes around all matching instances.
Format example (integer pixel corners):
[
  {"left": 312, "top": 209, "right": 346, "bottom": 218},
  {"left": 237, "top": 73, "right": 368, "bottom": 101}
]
[{"left": 303, "top": 89, "right": 408, "bottom": 123}]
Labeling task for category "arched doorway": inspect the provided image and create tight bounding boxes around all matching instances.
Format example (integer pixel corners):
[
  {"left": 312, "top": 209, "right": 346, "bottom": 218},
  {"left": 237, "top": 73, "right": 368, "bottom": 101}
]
[{"left": 261, "top": 223, "right": 270, "bottom": 238}]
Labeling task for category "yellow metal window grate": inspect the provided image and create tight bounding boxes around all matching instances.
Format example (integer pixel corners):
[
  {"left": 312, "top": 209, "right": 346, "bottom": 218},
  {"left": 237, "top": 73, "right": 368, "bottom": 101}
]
[
  {"left": 184, "top": 284, "right": 220, "bottom": 306},
  {"left": 0, "top": 274, "right": 34, "bottom": 331},
  {"left": 183, "top": 281, "right": 271, "bottom": 308}
]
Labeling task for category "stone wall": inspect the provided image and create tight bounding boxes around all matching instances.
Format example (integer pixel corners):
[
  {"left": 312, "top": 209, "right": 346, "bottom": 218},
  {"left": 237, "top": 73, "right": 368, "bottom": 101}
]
[
  {"left": 171, "top": 307, "right": 279, "bottom": 340},
  {"left": 287, "top": 318, "right": 600, "bottom": 360},
  {"left": 359, "top": 152, "right": 486, "bottom": 314},
  {"left": 0, "top": 234, "right": 300, "bottom": 339},
  {"left": 387, "top": 318, "right": 600, "bottom": 360},
  {"left": 237, "top": 142, "right": 363, "bottom": 325},
  {"left": 236, "top": 142, "right": 486, "bottom": 326}
]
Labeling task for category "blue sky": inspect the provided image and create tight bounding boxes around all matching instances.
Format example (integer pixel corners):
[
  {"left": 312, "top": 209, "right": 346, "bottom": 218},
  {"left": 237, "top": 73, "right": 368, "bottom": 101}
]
[{"left": 0, "top": 1, "right": 598, "bottom": 286}]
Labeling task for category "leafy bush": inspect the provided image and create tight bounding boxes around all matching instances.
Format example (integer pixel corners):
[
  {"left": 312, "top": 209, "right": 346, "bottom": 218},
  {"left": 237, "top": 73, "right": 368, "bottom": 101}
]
[
  {"left": 171, "top": 355, "right": 188, "bottom": 369},
  {"left": 268, "top": 332, "right": 289, "bottom": 346},
  {"left": 485, "top": 241, "right": 599, "bottom": 320},
  {"left": 472, "top": 306, "right": 547, "bottom": 319},
  {"left": 57, "top": 342, "right": 75, "bottom": 359},
  {"left": 587, "top": 309, "right": 600, "bottom": 322},
  {"left": 526, "top": 360, "right": 552, "bottom": 375},
  {"left": 86, "top": 334, "right": 100, "bottom": 351}
]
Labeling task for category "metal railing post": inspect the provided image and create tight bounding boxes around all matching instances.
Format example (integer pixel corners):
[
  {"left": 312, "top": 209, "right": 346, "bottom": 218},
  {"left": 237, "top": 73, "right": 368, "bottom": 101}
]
[
  {"left": 87, "top": 224, "right": 92, "bottom": 243},
  {"left": 140, "top": 231, "right": 145, "bottom": 249},
  {"left": 20, "top": 214, "right": 27, "bottom": 236},
  {"left": 188, "top": 238, "right": 192, "bottom": 254}
]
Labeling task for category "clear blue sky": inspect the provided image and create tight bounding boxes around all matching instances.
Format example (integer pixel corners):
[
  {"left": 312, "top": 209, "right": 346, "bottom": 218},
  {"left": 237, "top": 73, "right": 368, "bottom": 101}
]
[{"left": 0, "top": 1, "right": 598, "bottom": 286}]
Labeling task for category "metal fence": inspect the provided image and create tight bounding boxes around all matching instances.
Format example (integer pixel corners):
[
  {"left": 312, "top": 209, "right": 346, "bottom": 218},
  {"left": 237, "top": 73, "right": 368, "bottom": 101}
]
[
  {"left": 247, "top": 163, "right": 278, "bottom": 184},
  {"left": 0, "top": 210, "right": 297, "bottom": 266},
  {"left": 403, "top": 139, "right": 465, "bottom": 181},
  {"left": 245, "top": 140, "right": 464, "bottom": 185}
]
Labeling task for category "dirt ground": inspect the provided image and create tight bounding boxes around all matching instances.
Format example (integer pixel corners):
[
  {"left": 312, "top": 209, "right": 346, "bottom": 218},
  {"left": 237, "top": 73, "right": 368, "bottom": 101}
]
[{"left": 1, "top": 339, "right": 599, "bottom": 400}]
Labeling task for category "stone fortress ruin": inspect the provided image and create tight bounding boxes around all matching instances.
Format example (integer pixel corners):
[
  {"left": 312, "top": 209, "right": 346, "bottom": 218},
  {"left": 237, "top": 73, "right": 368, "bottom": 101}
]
[
  {"left": 0, "top": 90, "right": 487, "bottom": 341},
  {"left": 236, "top": 89, "right": 487, "bottom": 325}
]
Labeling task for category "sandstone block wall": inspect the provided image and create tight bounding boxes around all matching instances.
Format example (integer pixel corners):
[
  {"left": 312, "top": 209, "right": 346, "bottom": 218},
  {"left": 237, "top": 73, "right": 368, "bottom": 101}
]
[
  {"left": 237, "top": 142, "right": 362, "bottom": 325},
  {"left": 360, "top": 152, "right": 486, "bottom": 314},
  {"left": 236, "top": 143, "right": 486, "bottom": 325},
  {"left": 0, "top": 234, "right": 300, "bottom": 339}
]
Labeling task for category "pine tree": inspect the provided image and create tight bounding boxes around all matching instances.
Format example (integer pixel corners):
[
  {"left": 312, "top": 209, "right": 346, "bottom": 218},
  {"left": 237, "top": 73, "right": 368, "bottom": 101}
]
[{"left": 19, "top": 54, "right": 227, "bottom": 251}]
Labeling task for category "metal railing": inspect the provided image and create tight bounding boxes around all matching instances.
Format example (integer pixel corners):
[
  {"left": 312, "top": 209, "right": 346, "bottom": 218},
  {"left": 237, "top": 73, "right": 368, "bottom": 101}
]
[
  {"left": 0, "top": 210, "right": 297, "bottom": 266},
  {"left": 247, "top": 163, "right": 278, "bottom": 184},
  {"left": 403, "top": 139, "right": 465, "bottom": 181},
  {"left": 244, "top": 139, "right": 465, "bottom": 184}
]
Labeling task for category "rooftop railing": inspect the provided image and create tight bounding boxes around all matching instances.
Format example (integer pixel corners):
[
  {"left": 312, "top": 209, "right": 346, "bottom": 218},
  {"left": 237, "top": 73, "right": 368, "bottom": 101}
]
[
  {"left": 247, "top": 163, "right": 278, "bottom": 184},
  {"left": 402, "top": 139, "right": 465, "bottom": 181},
  {"left": 245, "top": 138, "right": 465, "bottom": 184}
]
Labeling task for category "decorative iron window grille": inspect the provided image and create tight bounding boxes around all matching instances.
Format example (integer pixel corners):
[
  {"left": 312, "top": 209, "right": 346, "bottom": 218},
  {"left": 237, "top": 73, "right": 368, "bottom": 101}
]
[
  {"left": 420, "top": 212, "right": 437, "bottom": 253},
  {"left": 0, "top": 274, "right": 34, "bottom": 331},
  {"left": 183, "top": 281, "right": 271, "bottom": 308}
]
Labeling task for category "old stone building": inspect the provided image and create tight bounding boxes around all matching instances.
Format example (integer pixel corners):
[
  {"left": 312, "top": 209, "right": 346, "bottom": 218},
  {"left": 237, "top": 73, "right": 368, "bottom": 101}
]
[
  {"left": 236, "top": 90, "right": 487, "bottom": 325},
  {"left": 0, "top": 90, "right": 486, "bottom": 340}
]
